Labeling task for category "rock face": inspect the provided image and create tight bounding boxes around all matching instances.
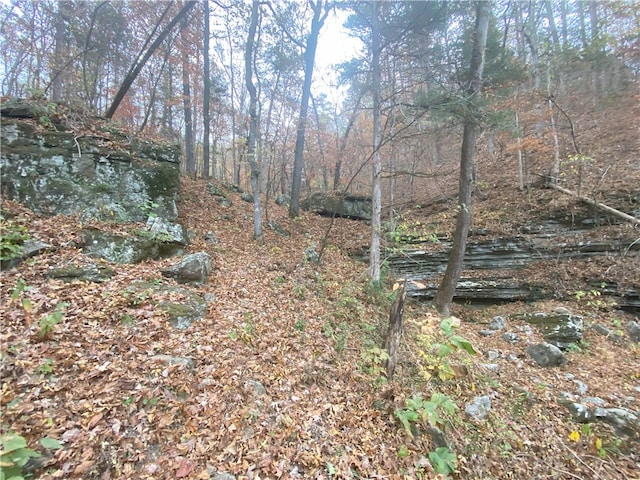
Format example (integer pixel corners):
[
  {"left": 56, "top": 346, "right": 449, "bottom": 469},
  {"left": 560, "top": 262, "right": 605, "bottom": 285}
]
[
  {"left": 381, "top": 233, "right": 640, "bottom": 309},
  {"left": 0, "top": 116, "right": 181, "bottom": 223},
  {"left": 301, "top": 192, "right": 372, "bottom": 221}
]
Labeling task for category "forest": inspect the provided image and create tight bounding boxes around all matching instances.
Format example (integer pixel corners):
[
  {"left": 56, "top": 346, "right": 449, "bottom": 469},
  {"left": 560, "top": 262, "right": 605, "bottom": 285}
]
[{"left": 1, "top": 0, "right": 639, "bottom": 479}]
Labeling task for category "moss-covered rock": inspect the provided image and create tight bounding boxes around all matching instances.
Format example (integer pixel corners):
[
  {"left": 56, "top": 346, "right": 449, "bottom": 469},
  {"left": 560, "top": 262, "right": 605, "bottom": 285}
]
[{"left": 0, "top": 116, "right": 181, "bottom": 223}]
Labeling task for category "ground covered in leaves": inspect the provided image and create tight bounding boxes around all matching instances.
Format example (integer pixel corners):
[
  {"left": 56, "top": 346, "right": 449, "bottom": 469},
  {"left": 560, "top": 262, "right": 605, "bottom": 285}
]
[{"left": 1, "top": 173, "right": 639, "bottom": 479}]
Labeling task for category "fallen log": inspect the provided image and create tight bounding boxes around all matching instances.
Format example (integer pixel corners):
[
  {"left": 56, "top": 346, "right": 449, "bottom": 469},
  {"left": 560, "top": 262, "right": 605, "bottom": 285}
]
[{"left": 549, "top": 184, "right": 640, "bottom": 225}]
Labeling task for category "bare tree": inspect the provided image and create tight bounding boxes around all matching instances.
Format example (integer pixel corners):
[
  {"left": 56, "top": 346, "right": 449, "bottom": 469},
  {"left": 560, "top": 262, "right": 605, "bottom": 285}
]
[
  {"left": 105, "top": 1, "right": 196, "bottom": 119},
  {"left": 288, "top": 0, "right": 330, "bottom": 218},
  {"left": 369, "top": 0, "right": 382, "bottom": 283},
  {"left": 245, "top": 0, "right": 263, "bottom": 243},
  {"left": 433, "top": 1, "right": 489, "bottom": 316}
]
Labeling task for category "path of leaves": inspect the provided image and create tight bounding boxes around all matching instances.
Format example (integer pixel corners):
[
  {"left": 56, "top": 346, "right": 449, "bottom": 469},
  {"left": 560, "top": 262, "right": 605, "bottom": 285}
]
[{"left": 1, "top": 178, "right": 638, "bottom": 479}]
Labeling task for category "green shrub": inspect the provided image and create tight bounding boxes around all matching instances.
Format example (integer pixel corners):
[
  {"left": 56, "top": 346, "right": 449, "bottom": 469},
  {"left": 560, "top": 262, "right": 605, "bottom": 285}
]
[{"left": 0, "top": 216, "right": 29, "bottom": 261}]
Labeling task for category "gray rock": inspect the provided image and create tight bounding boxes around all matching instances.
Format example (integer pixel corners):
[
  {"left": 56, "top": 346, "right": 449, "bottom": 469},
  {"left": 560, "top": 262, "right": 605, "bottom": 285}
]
[
  {"left": 581, "top": 397, "right": 606, "bottom": 406},
  {"left": 301, "top": 191, "right": 372, "bottom": 221},
  {"left": 594, "top": 407, "right": 640, "bottom": 437},
  {"left": 1, "top": 120, "right": 180, "bottom": 222},
  {"left": 46, "top": 262, "right": 113, "bottom": 283},
  {"left": 465, "top": 395, "right": 492, "bottom": 421},
  {"left": 563, "top": 401, "right": 594, "bottom": 423},
  {"left": 161, "top": 252, "right": 212, "bottom": 285},
  {"left": 268, "top": 220, "right": 290, "bottom": 237},
  {"left": 83, "top": 228, "right": 185, "bottom": 264},
  {"left": 482, "top": 363, "right": 501, "bottom": 373},
  {"left": 304, "top": 245, "right": 320, "bottom": 265},
  {"left": 479, "top": 329, "right": 497, "bottom": 337},
  {"left": 244, "top": 380, "right": 267, "bottom": 397},
  {"left": 204, "top": 231, "right": 218, "bottom": 244},
  {"left": 515, "top": 312, "right": 583, "bottom": 349},
  {"left": 275, "top": 194, "right": 290, "bottom": 206},
  {"left": 554, "top": 306, "right": 572, "bottom": 315},
  {"left": 526, "top": 342, "right": 567, "bottom": 367},
  {"left": 502, "top": 332, "right": 519, "bottom": 343},
  {"left": 425, "top": 425, "right": 450, "bottom": 449},
  {"left": 146, "top": 217, "right": 189, "bottom": 245},
  {"left": 488, "top": 316, "right": 506, "bottom": 331},
  {"left": 572, "top": 379, "right": 588, "bottom": 395},
  {"left": 1, "top": 239, "right": 52, "bottom": 269},
  {"left": 126, "top": 281, "right": 207, "bottom": 329},
  {"left": 485, "top": 350, "right": 500, "bottom": 362},
  {"left": 626, "top": 321, "right": 640, "bottom": 342},
  {"left": 210, "top": 474, "right": 236, "bottom": 480},
  {"left": 150, "top": 355, "right": 195, "bottom": 369}
]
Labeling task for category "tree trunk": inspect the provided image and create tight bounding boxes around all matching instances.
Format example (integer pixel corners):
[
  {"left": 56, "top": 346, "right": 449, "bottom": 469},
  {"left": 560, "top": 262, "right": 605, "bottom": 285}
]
[
  {"left": 203, "top": 0, "right": 211, "bottom": 178},
  {"left": 182, "top": 16, "right": 195, "bottom": 175},
  {"left": 434, "top": 1, "right": 489, "bottom": 316},
  {"left": 383, "top": 282, "right": 406, "bottom": 380},
  {"left": 245, "top": 0, "right": 263, "bottom": 243},
  {"left": 369, "top": 0, "right": 382, "bottom": 283},
  {"left": 105, "top": 1, "right": 196, "bottom": 119},
  {"left": 289, "top": 0, "right": 328, "bottom": 218},
  {"left": 51, "top": 1, "right": 70, "bottom": 102}
]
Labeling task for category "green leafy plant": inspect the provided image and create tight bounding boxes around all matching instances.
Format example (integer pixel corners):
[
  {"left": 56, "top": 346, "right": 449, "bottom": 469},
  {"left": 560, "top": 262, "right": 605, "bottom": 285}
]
[
  {"left": 38, "top": 302, "right": 68, "bottom": 339},
  {"left": 397, "top": 445, "right": 410, "bottom": 459},
  {"left": 10, "top": 279, "right": 34, "bottom": 314},
  {"left": 574, "top": 285, "right": 616, "bottom": 311},
  {"left": 0, "top": 432, "right": 62, "bottom": 480},
  {"left": 35, "top": 359, "right": 54, "bottom": 376},
  {"left": 0, "top": 432, "right": 40, "bottom": 479},
  {"left": 428, "top": 446, "right": 458, "bottom": 476},
  {"left": 386, "top": 218, "right": 440, "bottom": 245},
  {"left": 0, "top": 216, "right": 29, "bottom": 261},
  {"left": 418, "top": 317, "right": 476, "bottom": 382},
  {"left": 394, "top": 392, "right": 457, "bottom": 438},
  {"left": 140, "top": 199, "right": 160, "bottom": 218},
  {"left": 360, "top": 347, "right": 389, "bottom": 384}
]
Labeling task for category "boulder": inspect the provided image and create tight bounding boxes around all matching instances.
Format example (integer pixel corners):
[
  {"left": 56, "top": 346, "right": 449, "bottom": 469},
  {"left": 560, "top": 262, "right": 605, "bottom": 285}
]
[
  {"left": 301, "top": 191, "right": 371, "bottom": 221},
  {"left": 161, "top": 252, "right": 212, "bottom": 285},
  {"left": 526, "top": 342, "right": 567, "bottom": 367},
  {"left": 514, "top": 312, "right": 583, "bottom": 349},
  {"left": 82, "top": 228, "right": 185, "bottom": 264},
  {"left": 627, "top": 320, "right": 640, "bottom": 342}
]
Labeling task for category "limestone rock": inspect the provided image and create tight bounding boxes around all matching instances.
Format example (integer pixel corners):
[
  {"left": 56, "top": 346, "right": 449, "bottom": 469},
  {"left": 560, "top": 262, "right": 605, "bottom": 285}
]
[
  {"left": 488, "top": 316, "right": 506, "bottom": 330},
  {"left": 526, "top": 342, "right": 567, "bottom": 367},
  {"left": 626, "top": 320, "right": 640, "bottom": 342},
  {"left": 515, "top": 312, "right": 583, "bottom": 349},
  {"left": 1, "top": 117, "right": 180, "bottom": 223},
  {"left": 465, "top": 395, "right": 492, "bottom": 421},
  {"left": 301, "top": 191, "right": 372, "bottom": 221},
  {"left": 161, "top": 252, "right": 212, "bottom": 285}
]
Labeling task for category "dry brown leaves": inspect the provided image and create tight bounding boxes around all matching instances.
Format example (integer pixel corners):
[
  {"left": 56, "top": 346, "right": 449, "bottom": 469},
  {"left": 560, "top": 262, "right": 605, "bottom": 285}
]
[{"left": 1, "top": 174, "right": 639, "bottom": 479}]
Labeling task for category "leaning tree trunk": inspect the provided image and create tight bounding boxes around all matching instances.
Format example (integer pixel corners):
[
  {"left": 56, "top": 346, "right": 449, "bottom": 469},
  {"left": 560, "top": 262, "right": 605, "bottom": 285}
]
[
  {"left": 105, "top": 1, "right": 196, "bottom": 119},
  {"left": 289, "top": 0, "right": 328, "bottom": 218},
  {"left": 433, "top": 1, "right": 489, "bottom": 316}
]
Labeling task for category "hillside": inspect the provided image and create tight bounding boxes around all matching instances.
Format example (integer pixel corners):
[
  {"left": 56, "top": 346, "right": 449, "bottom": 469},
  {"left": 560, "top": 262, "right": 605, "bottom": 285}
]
[{"left": 1, "top": 168, "right": 639, "bottom": 479}]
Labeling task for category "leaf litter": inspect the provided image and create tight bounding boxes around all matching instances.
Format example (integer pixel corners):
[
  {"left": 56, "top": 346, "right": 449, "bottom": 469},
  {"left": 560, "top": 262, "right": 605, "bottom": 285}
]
[{"left": 1, "top": 178, "right": 639, "bottom": 479}]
